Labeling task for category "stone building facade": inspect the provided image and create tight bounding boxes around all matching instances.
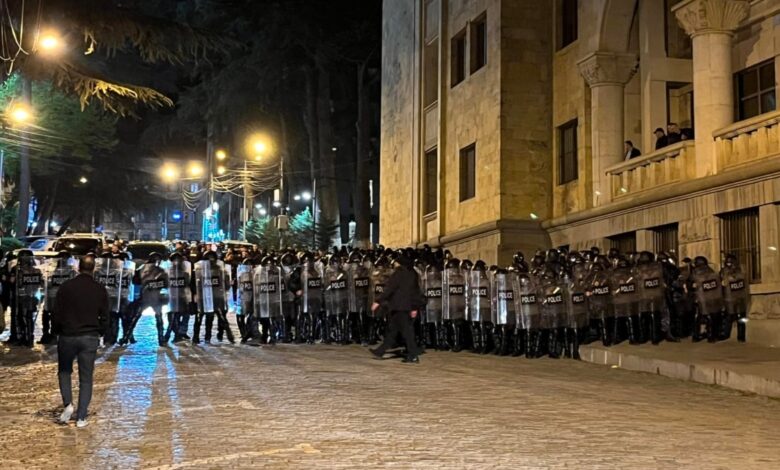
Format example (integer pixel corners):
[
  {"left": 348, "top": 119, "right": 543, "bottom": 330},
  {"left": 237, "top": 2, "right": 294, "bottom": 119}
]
[{"left": 381, "top": 0, "right": 780, "bottom": 332}]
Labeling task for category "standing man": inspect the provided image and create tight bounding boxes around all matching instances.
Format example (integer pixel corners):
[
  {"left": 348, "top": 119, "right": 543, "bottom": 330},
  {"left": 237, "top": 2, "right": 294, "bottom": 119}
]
[
  {"left": 624, "top": 141, "right": 641, "bottom": 160},
  {"left": 53, "top": 254, "right": 108, "bottom": 428},
  {"left": 369, "top": 255, "right": 425, "bottom": 363},
  {"left": 653, "top": 127, "right": 668, "bottom": 150}
]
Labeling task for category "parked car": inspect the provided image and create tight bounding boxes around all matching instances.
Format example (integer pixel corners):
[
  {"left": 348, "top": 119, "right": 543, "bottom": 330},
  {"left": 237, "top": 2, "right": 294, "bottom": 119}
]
[
  {"left": 126, "top": 241, "right": 172, "bottom": 263},
  {"left": 52, "top": 233, "right": 105, "bottom": 256}
]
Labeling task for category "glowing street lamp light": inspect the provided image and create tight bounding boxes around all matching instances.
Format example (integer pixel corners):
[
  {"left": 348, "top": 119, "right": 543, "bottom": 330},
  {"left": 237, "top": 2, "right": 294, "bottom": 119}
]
[
  {"left": 215, "top": 149, "right": 227, "bottom": 161},
  {"left": 38, "top": 31, "right": 63, "bottom": 54},
  {"left": 217, "top": 165, "right": 226, "bottom": 175},
  {"left": 7, "top": 104, "right": 32, "bottom": 124},
  {"left": 272, "top": 201, "right": 281, "bottom": 208},
  {"left": 188, "top": 162, "right": 204, "bottom": 177},
  {"left": 255, "top": 203, "right": 263, "bottom": 209},
  {"left": 258, "top": 208, "right": 267, "bottom": 216},
  {"left": 301, "top": 191, "right": 312, "bottom": 201},
  {"left": 293, "top": 194, "right": 301, "bottom": 201},
  {"left": 79, "top": 176, "right": 88, "bottom": 184},
  {"left": 160, "top": 163, "right": 180, "bottom": 183}
]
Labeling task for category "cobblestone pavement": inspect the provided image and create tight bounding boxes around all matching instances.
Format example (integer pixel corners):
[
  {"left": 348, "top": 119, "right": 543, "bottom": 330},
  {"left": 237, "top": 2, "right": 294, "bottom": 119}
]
[{"left": 2, "top": 314, "right": 780, "bottom": 469}]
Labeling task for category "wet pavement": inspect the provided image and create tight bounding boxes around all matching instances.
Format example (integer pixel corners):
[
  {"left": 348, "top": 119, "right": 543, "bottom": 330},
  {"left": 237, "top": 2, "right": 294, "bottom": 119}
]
[{"left": 2, "top": 314, "right": 780, "bottom": 469}]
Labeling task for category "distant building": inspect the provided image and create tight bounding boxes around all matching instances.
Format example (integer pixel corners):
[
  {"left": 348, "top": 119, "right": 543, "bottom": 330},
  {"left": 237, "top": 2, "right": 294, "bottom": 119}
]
[{"left": 381, "top": 0, "right": 779, "bottom": 317}]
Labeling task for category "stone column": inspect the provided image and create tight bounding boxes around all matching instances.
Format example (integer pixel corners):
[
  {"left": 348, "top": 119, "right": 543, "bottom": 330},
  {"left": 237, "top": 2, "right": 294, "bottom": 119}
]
[
  {"left": 577, "top": 52, "right": 638, "bottom": 207},
  {"left": 674, "top": 0, "right": 750, "bottom": 177}
]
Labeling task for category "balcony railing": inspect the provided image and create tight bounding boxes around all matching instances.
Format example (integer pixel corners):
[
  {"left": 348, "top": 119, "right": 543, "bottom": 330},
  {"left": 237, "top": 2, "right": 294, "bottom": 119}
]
[
  {"left": 604, "top": 141, "right": 696, "bottom": 200},
  {"left": 714, "top": 109, "right": 780, "bottom": 171}
]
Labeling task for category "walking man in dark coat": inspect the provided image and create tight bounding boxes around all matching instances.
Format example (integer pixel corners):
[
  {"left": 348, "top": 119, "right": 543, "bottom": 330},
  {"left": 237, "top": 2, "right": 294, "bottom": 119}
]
[
  {"left": 53, "top": 254, "right": 109, "bottom": 428},
  {"left": 369, "top": 254, "right": 425, "bottom": 363}
]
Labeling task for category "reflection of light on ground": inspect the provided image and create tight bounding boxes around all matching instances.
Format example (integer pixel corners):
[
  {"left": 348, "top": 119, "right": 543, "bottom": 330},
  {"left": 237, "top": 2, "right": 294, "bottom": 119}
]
[{"left": 141, "top": 305, "right": 170, "bottom": 316}]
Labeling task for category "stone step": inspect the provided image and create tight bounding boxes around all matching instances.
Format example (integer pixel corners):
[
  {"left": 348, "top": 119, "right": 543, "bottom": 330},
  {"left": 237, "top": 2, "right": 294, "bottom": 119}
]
[{"left": 579, "top": 339, "right": 780, "bottom": 399}]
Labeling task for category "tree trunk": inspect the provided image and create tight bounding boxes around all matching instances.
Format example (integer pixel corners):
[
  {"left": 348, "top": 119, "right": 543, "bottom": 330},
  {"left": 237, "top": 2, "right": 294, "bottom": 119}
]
[
  {"left": 303, "top": 66, "right": 320, "bottom": 249},
  {"left": 16, "top": 78, "right": 32, "bottom": 237},
  {"left": 315, "top": 58, "right": 339, "bottom": 248},
  {"left": 354, "top": 61, "right": 372, "bottom": 248}
]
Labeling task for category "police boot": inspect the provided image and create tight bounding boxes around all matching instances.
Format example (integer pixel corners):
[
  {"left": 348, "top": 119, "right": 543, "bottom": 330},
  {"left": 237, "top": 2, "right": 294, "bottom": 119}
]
[
  {"left": 600, "top": 319, "right": 612, "bottom": 346},
  {"left": 205, "top": 313, "right": 214, "bottom": 343},
  {"left": 562, "top": 328, "right": 573, "bottom": 358},
  {"left": 526, "top": 329, "right": 541, "bottom": 359},
  {"left": 737, "top": 313, "right": 747, "bottom": 343},
  {"left": 192, "top": 314, "right": 202, "bottom": 344},
  {"left": 492, "top": 326, "right": 503, "bottom": 356},
  {"left": 236, "top": 315, "right": 247, "bottom": 341},
  {"left": 572, "top": 328, "right": 582, "bottom": 360},
  {"left": 706, "top": 312, "right": 720, "bottom": 343},
  {"left": 691, "top": 311, "right": 706, "bottom": 342},
  {"left": 38, "top": 311, "right": 52, "bottom": 344},
  {"left": 451, "top": 322, "right": 463, "bottom": 352},
  {"left": 155, "top": 313, "right": 166, "bottom": 347},
  {"left": 547, "top": 328, "right": 562, "bottom": 359},
  {"left": 481, "top": 324, "right": 492, "bottom": 354},
  {"left": 627, "top": 315, "right": 640, "bottom": 345},
  {"left": 719, "top": 313, "right": 735, "bottom": 341},
  {"left": 470, "top": 323, "right": 482, "bottom": 353},
  {"left": 513, "top": 328, "right": 526, "bottom": 357},
  {"left": 220, "top": 312, "right": 235, "bottom": 344}
]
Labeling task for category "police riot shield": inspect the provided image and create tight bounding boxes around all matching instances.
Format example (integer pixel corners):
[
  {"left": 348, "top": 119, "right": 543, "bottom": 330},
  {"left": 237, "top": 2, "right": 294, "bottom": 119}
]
[
  {"left": 442, "top": 265, "right": 466, "bottom": 321},
  {"left": 692, "top": 265, "right": 725, "bottom": 316},
  {"left": 120, "top": 260, "right": 136, "bottom": 306},
  {"left": 324, "top": 264, "right": 349, "bottom": 316},
  {"left": 139, "top": 262, "right": 169, "bottom": 309},
  {"left": 15, "top": 254, "right": 44, "bottom": 314},
  {"left": 254, "top": 264, "right": 282, "bottom": 319},
  {"left": 540, "top": 277, "right": 565, "bottom": 329},
  {"left": 280, "top": 263, "right": 296, "bottom": 306},
  {"left": 512, "top": 272, "right": 540, "bottom": 329},
  {"left": 722, "top": 265, "right": 750, "bottom": 316},
  {"left": 491, "top": 269, "right": 516, "bottom": 326},
  {"left": 43, "top": 257, "right": 76, "bottom": 313},
  {"left": 611, "top": 266, "right": 640, "bottom": 318},
  {"left": 369, "top": 264, "right": 391, "bottom": 318},
  {"left": 637, "top": 262, "right": 666, "bottom": 314},
  {"left": 301, "top": 262, "right": 324, "bottom": 315},
  {"left": 195, "top": 260, "right": 229, "bottom": 313},
  {"left": 347, "top": 261, "right": 370, "bottom": 314},
  {"left": 468, "top": 268, "right": 491, "bottom": 322},
  {"left": 95, "top": 258, "right": 124, "bottom": 313},
  {"left": 563, "top": 273, "right": 589, "bottom": 329},
  {"left": 235, "top": 264, "right": 254, "bottom": 317},
  {"left": 423, "top": 265, "right": 443, "bottom": 324},
  {"left": 587, "top": 270, "right": 613, "bottom": 322},
  {"left": 164, "top": 260, "right": 192, "bottom": 314}
]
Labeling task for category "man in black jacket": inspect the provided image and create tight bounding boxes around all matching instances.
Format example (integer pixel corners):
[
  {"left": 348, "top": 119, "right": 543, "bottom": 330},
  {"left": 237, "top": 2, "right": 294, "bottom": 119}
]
[
  {"left": 53, "top": 254, "right": 109, "bottom": 428},
  {"left": 369, "top": 254, "right": 424, "bottom": 363}
]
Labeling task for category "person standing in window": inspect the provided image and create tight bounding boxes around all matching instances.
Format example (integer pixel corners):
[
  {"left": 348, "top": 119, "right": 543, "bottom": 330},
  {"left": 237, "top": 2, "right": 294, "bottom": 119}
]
[
  {"left": 666, "top": 123, "right": 682, "bottom": 145},
  {"left": 624, "top": 141, "right": 641, "bottom": 160},
  {"left": 654, "top": 128, "right": 668, "bottom": 150}
]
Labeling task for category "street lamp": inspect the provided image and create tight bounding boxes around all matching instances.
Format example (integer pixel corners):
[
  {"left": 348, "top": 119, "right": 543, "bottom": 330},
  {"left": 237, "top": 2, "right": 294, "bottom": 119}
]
[
  {"left": 7, "top": 103, "right": 32, "bottom": 125},
  {"left": 215, "top": 149, "right": 227, "bottom": 161},
  {"left": 79, "top": 176, "right": 88, "bottom": 184},
  {"left": 293, "top": 194, "right": 301, "bottom": 201},
  {"left": 187, "top": 162, "right": 204, "bottom": 177},
  {"left": 301, "top": 191, "right": 312, "bottom": 201},
  {"left": 160, "top": 163, "right": 180, "bottom": 183},
  {"left": 216, "top": 165, "right": 226, "bottom": 175},
  {"left": 38, "top": 31, "right": 63, "bottom": 54}
]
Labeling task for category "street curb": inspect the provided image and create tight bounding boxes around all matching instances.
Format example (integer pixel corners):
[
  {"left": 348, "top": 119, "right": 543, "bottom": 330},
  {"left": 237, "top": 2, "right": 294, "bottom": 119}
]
[{"left": 578, "top": 344, "right": 780, "bottom": 399}]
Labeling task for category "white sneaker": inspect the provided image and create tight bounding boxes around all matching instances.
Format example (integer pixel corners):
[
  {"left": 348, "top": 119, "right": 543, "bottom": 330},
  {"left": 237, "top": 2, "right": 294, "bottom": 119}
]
[
  {"left": 59, "top": 404, "right": 74, "bottom": 424},
  {"left": 76, "top": 419, "right": 88, "bottom": 428}
]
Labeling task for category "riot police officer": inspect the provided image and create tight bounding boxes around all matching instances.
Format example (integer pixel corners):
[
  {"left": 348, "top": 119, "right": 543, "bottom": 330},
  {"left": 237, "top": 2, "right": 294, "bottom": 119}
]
[
  {"left": 324, "top": 254, "right": 349, "bottom": 344},
  {"left": 422, "top": 259, "right": 445, "bottom": 350},
  {"left": 721, "top": 253, "right": 749, "bottom": 342},
  {"left": 164, "top": 252, "right": 193, "bottom": 343},
  {"left": 442, "top": 258, "right": 467, "bottom": 352},
  {"left": 296, "top": 252, "right": 323, "bottom": 344},
  {"left": 279, "top": 252, "right": 299, "bottom": 342},
  {"left": 194, "top": 251, "right": 234, "bottom": 344},
  {"left": 690, "top": 256, "right": 725, "bottom": 343},
  {"left": 95, "top": 253, "right": 123, "bottom": 346},
  {"left": 236, "top": 258, "right": 258, "bottom": 343},
  {"left": 368, "top": 256, "right": 391, "bottom": 345},
  {"left": 610, "top": 257, "right": 640, "bottom": 345},
  {"left": 513, "top": 268, "right": 542, "bottom": 358},
  {"left": 586, "top": 258, "right": 613, "bottom": 346},
  {"left": 539, "top": 267, "right": 565, "bottom": 358},
  {"left": 123, "top": 252, "right": 169, "bottom": 346},
  {"left": 563, "top": 260, "right": 588, "bottom": 359},
  {"left": 15, "top": 250, "right": 44, "bottom": 347},
  {"left": 468, "top": 260, "right": 492, "bottom": 354},
  {"left": 491, "top": 266, "right": 516, "bottom": 356},
  {"left": 635, "top": 251, "right": 668, "bottom": 344},
  {"left": 40, "top": 251, "right": 76, "bottom": 345},
  {"left": 346, "top": 252, "right": 370, "bottom": 345}
]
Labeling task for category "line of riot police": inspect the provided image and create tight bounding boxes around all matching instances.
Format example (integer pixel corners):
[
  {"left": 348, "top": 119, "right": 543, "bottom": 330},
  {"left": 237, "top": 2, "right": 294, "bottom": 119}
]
[{"left": 1, "top": 243, "right": 751, "bottom": 356}]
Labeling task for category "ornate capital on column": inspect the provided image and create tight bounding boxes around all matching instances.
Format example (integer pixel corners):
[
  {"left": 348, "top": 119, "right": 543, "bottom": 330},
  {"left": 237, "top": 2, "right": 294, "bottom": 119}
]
[
  {"left": 577, "top": 52, "right": 638, "bottom": 88},
  {"left": 673, "top": 0, "right": 750, "bottom": 37}
]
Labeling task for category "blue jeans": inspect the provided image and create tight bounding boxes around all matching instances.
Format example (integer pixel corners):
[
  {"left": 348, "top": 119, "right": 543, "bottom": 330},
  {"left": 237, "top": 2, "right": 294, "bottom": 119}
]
[{"left": 57, "top": 335, "right": 99, "bottom": 420}]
